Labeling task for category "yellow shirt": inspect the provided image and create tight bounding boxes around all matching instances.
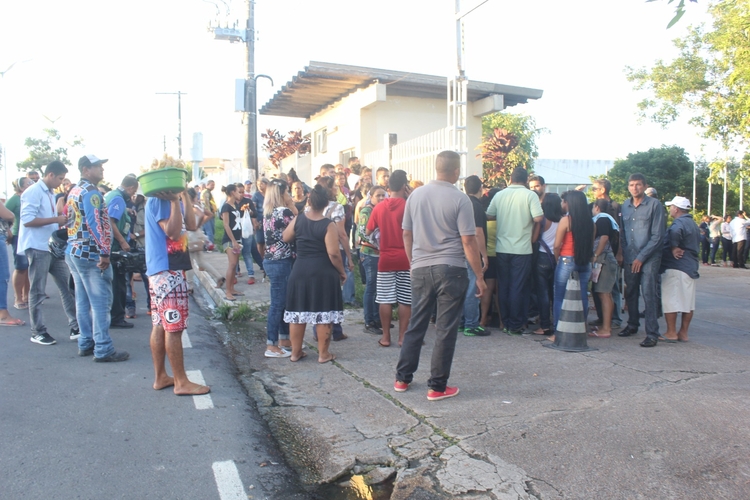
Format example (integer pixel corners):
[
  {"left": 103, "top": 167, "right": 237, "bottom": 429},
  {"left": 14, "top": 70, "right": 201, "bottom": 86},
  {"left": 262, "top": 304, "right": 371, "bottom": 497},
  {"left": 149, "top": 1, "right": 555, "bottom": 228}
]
[{"left": 486, "top": 220, "right": 497, "bottom": 257}]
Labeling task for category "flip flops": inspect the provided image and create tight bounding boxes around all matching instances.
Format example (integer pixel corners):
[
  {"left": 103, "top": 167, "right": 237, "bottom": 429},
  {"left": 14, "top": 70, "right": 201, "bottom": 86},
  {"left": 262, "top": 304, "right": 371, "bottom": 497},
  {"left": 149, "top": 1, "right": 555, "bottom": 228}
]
[{"left": 0, "top": 317, "right": 25, "bottom": 326}]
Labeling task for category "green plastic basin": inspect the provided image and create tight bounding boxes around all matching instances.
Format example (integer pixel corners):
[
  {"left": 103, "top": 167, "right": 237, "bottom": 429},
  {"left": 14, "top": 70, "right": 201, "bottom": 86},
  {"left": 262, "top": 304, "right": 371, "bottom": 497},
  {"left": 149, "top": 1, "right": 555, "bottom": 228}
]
[{"left": 137, "top": 168, "right": 187, "bottom": 196}]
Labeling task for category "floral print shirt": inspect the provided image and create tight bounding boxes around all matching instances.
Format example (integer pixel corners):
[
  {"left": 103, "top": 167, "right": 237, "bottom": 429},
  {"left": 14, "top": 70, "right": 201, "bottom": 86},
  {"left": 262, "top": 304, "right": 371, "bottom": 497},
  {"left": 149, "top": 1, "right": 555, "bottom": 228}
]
[{"left": 263, "top": 207, "right": 295, "bottom": 260}]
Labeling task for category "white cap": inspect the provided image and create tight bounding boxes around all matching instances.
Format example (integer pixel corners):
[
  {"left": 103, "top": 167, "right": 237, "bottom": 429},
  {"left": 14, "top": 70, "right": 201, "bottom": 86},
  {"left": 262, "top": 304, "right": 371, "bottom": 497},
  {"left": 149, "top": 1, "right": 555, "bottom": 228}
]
[{"left": 665, "top": 196, "right": 691, "bottom": 210}]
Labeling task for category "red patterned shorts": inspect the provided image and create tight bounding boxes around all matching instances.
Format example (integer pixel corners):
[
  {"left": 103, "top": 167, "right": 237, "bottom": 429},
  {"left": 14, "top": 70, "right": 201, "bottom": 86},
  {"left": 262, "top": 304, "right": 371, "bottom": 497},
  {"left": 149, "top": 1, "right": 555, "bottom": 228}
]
[{"left": 149, "top": 270, "right": 189, "bottom": 333}]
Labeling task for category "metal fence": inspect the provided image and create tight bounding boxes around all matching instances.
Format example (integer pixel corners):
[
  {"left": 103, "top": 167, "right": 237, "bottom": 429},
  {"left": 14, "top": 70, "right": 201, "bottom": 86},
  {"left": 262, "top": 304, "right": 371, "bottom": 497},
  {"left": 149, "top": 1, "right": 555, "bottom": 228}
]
[{"left": 363, "top": 127, "right": 449, "bottom": 183}]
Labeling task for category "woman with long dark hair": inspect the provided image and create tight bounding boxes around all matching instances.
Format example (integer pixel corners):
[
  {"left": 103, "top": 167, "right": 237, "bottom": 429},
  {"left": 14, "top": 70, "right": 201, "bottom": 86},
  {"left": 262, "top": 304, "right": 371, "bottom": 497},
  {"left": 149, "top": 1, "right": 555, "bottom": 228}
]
[
  {"left": 262, "top": 179, "right": 298, "bottom": 358},
  {"left": 220, "top": 184, "right": 244, "bottom": 301},
  {"left": 532, "top": 192, "right": 563, "bottom": 336},
  {"left": 552, "top": 190, "right": 594, "bottom": 334},
  {"left": 282, "top": 185, "right": 345, "bottom": 363}
]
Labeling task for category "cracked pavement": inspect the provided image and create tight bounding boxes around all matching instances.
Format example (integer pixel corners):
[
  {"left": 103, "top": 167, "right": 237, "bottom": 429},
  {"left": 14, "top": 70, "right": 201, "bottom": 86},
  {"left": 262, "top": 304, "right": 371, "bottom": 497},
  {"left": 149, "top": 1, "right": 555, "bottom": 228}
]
[{"left": 207, "top": 264, "right": 750, "bottom": 499}]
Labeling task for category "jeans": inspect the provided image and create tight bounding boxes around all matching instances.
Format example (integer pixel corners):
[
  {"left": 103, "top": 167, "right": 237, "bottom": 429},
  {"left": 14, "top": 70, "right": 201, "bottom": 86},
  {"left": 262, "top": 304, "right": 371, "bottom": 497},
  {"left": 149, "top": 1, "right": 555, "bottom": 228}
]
[
  {"left": 700, "top": 235, "right": 710, "bottom": 264},
  {"left": 396, "top": 265, "right": 469, "bottom": 392},
  {"left": 461, "top": 261, "right": 480, "bottom": 329},
  {"left": 203, "top": 217, "right": 215, "bottom": 245},
  {"left": 342, "top": 250, "right": 355, "bottom": 304},
  {"left": 241, "top": 235, "right": 264, "bottom": 276},
  {"left": 535, "top": 253, "right": 555, "bottom": 330},
  {"left": 709, "top": 236, "right": 720, "bottom": 264},
  {"left": 362, "top": 254, "right": 379, "bottom": 325},
  {"left": 66, "top": 255, "right": 115, "bottom": 358},
  {"left": 624, "top": 256, "right": 661, "bottom": 338},
  {"left": 27, "top": 249, "right": 78, "bottom": 336},
  {"left": 264, "top": 258, "right": 292, "bottom": 345},
  {"left": 0, "top": 235, "right": 9, "bottom": 310},
  {"left": 111, "top": 267, "right": 127, "bottom": 323},
  {"left": 496, "top": 253, "right": 532, "bottom": 331},
  {"left": 553, "top": 257, "right": 591, "bottom": 330}
]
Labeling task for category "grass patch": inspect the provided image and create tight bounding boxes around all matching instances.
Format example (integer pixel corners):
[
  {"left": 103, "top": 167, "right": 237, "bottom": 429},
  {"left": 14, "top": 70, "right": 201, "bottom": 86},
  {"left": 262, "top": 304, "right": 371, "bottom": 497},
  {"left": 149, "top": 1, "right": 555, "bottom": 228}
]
[
  {"left": 215, "top": 303, "right": 233, "bottom": 321},
  {"left": 215, "top": 302, "right": 269, "bottom": 324}
]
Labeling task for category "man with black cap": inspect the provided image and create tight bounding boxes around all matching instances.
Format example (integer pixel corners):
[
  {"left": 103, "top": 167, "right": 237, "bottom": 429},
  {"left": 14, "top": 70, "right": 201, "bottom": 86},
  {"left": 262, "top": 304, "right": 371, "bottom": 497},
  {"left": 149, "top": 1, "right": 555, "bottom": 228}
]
[
  {"left": 65, "top": 155, "right": 128, "bottom": 362},
  {"left": 18, "top": 160, "right": 79, "bottom": 346}
]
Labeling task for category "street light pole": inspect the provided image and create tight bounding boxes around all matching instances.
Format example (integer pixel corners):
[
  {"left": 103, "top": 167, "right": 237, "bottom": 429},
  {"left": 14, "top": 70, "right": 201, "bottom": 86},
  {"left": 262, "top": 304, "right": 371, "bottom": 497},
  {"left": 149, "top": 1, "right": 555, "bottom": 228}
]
[
  {"left": 156, "top": 91, "right": 186, "bottom": 159},
  {"left": 245, "top": 0, "right": 257, "bottom": 179}
]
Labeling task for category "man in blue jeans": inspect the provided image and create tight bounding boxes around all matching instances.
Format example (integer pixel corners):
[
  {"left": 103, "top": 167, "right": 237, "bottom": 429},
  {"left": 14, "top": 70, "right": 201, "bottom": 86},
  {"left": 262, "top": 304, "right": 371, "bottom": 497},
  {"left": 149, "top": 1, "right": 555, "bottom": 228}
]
[
  {"left": 619, "top": 173, "right": 665, "bottom": 347},
  {"left": 65, "top": 155, "right": 128, "bottom": 362},
  {"left": 394, "top": 151, "right": 486, "bottom": 401},
  {"left": 486, "top": 167, "right": 543, "bottom": 335},
  {"left": 18, "top": 160, "right": 79, "bottom": 346},
  {"left": 460, "top": 175, "right": 489, "bottom": 337}
]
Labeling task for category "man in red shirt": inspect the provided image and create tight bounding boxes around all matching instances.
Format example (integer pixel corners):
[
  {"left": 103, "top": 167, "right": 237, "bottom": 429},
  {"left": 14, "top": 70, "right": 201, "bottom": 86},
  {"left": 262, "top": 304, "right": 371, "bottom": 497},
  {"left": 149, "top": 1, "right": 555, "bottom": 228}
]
[{"left": 367, "top": 170, "right": 412, "bottom": 347}]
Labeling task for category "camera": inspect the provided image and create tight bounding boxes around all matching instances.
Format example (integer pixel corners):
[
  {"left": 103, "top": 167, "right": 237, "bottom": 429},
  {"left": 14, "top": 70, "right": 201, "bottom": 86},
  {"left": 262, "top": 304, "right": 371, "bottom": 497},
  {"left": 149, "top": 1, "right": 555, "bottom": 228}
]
[{"left": 110, "top": 249, "right": 146, "bottom": 274}]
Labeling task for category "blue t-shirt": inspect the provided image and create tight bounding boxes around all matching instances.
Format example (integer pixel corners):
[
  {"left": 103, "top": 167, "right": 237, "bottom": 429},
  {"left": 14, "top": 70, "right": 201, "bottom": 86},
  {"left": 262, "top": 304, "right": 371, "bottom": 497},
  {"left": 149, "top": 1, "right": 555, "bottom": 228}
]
[{"left": 145, "top": 198, "right": 192, "bottom": 276}]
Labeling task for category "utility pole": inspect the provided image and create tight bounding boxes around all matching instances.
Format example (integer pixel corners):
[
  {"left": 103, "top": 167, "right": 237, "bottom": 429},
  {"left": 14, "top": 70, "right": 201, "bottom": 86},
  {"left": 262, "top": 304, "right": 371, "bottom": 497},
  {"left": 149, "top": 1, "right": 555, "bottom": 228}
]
[
  {"left": 156, "top": 91, "right": 186, "bottom": 159},
  {"left": 245, "top": 0, "right": 256, "bottom": 178},
  {"left": 209, "top": 2, "right": 272, "bottom": 180}
]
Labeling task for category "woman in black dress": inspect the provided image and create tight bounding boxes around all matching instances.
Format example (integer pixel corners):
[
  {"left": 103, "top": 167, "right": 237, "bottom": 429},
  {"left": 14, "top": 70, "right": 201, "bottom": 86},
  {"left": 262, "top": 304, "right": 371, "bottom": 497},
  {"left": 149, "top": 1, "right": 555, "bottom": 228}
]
[{"left": 282, "top": 185, "right": 346, "bottom": 363}]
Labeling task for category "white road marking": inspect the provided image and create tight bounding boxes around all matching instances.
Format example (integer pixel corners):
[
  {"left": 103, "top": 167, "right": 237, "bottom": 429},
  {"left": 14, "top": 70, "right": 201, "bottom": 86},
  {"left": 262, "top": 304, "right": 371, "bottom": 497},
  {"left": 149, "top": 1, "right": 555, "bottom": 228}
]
[
  {"left": 212, "top": 460, "right": 247, "bottom": 500},
  {"left": 185, "top": 370, "right": 213, "bottom": 409},
  {"left": 182, "top": 330, "right": 192, "bottom": 348}
]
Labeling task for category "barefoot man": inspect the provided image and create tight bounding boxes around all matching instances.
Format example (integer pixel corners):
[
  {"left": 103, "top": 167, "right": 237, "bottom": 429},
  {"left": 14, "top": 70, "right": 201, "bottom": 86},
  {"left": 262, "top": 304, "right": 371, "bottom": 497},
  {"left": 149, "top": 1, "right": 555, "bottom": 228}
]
[
  {"left": 145, "top": 187, "right": 209, "bottom": 395},
  {"left": 661, "top": 196, "right": 700, "bottom": 342}
]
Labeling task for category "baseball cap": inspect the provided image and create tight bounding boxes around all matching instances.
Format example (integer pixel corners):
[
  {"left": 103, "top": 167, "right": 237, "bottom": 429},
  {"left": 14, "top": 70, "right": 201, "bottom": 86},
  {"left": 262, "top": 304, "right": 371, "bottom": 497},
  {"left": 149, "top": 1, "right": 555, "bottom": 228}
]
[
  {"left": 78, "top": 155, "right": 108, "bottom": 169},
  {"left": 665, "top": 196, "right": 691, "bottom": 210},
  {"left": 244, "top": 180, "right": 252, "bottom": 185}
]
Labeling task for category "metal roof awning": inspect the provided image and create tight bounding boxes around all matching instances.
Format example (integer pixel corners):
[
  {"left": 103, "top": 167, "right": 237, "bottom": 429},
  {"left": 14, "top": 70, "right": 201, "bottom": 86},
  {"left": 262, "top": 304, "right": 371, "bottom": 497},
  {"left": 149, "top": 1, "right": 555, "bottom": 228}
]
[{"left": 259, "top": 61, "right": 543, "bottom": 119}]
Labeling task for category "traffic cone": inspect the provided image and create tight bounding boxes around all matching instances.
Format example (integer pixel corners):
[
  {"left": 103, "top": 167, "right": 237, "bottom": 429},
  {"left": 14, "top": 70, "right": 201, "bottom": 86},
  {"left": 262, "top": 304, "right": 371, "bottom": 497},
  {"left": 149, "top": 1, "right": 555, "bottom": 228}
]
[{"left": 546, "top": 271, "right": 596, "bottom": 352}]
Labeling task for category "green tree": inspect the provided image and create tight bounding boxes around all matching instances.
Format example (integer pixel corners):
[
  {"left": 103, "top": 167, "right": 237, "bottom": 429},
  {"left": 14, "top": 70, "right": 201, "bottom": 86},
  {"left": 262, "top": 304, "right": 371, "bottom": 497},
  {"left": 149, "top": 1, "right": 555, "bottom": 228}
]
[
  {"left": 477, "top": 112, "right": 543, "bottom": 187},
  {"left": 627, "top": 1, "right": 750, "bottom": 148},
  {"left": 16, "top": 128, "right": 83, "bottom": 172},
  {"left": 605, "top": 146, "right": 706, "bottom": 206}
]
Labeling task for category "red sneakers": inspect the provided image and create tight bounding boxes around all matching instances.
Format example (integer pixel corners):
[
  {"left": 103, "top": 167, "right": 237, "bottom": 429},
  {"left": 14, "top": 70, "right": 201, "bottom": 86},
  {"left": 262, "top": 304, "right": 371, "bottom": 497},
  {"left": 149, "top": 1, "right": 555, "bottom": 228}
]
[
  {"left": 394, "top": 380, "right": 409, "bottom": 392},
  {"left": 427, "top": 386, "right": 459, "bottom": 401}
]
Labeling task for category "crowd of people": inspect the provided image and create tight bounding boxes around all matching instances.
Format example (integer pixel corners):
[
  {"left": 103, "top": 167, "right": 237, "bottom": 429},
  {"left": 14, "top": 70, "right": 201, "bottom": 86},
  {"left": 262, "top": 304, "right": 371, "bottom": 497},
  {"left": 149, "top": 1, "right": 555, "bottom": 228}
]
[
  {"left": 8, "top": 149, "right": 731, "bottom": 402},
  {"left": 5, "top": 155, "right": 208, "bottom": 396},
  {"left": 214, "top": 154, "right": 716, "bottom": 401}
]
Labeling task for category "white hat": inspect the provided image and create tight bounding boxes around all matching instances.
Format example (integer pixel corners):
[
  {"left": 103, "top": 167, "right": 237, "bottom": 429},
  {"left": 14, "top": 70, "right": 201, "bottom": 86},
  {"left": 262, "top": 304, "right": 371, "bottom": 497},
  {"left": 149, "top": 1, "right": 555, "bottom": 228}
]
[{"left": 665, "top": 196, "right": 691, "bottom": 210}]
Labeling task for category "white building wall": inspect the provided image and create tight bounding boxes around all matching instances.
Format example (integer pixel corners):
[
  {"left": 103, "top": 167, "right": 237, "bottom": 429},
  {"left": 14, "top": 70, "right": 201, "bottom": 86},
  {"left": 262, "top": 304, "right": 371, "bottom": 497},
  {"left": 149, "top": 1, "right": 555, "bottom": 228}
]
[{"left": 297, "top": 82, "right": 495, "bottom": 179}]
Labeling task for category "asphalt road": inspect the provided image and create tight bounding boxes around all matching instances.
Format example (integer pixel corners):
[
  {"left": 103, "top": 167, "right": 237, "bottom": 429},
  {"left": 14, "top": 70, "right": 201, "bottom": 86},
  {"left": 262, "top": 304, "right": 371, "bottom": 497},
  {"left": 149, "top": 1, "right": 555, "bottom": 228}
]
[{"left": 0, "top": 261, "right": 310, "bottom": 500}]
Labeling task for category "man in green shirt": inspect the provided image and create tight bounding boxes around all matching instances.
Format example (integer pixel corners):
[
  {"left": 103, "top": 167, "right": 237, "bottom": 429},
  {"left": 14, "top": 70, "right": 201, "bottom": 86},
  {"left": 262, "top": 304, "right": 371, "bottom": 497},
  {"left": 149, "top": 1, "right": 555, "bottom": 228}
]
[{"left": 486, "top": 167, "right": 543, "bottom": 334}]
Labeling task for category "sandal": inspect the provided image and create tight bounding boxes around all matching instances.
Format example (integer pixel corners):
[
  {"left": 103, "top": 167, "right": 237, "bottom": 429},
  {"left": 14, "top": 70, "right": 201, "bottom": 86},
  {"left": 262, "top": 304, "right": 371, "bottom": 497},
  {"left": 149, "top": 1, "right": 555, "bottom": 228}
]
[
  {"left": 588, "top": 331, "right": 611, "bottom": 338},
  {"left": 0, "top": 317, "right": 25, "bottom": 326},
  {"left": 378, "top": 340, "right": 390, "bottom": 347},
  {"left": 247, "top": 277, "right": 255, "bottom": 285},
  {"left": 215, "top": 277, "right": 226, "bottom": 289},
  {"left": 14, "top": 302, "right": 28, "bottom": 310}
]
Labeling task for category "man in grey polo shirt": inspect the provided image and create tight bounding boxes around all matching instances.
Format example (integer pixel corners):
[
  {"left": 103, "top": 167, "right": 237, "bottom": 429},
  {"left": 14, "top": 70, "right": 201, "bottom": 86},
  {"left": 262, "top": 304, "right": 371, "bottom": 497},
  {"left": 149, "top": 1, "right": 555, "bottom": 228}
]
[{"left": 394, "top": 151, "right": 486, "bottom": 401}]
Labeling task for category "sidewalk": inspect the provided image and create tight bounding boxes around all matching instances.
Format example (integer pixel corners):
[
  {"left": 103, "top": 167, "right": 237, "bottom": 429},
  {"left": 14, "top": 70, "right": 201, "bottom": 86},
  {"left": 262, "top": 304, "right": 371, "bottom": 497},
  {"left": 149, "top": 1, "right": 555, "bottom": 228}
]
[{"left": 194, "top": 252, "right": 750, "bottom": 499}]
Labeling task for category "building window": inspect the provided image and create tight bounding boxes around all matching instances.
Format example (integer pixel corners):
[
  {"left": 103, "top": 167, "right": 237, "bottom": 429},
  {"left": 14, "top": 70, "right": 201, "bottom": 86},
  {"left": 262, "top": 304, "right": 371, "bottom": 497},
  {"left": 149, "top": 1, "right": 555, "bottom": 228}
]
[{"left": 315, "top": 128, "right": 327, "bottom": 156}]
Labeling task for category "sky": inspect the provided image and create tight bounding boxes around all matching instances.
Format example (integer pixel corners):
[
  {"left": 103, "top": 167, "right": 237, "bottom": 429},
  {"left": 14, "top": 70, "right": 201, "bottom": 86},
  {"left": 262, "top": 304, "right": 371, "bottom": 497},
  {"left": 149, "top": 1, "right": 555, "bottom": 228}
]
[{"left": 0, "top": 0, "right": 717, "bottom": 194}]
